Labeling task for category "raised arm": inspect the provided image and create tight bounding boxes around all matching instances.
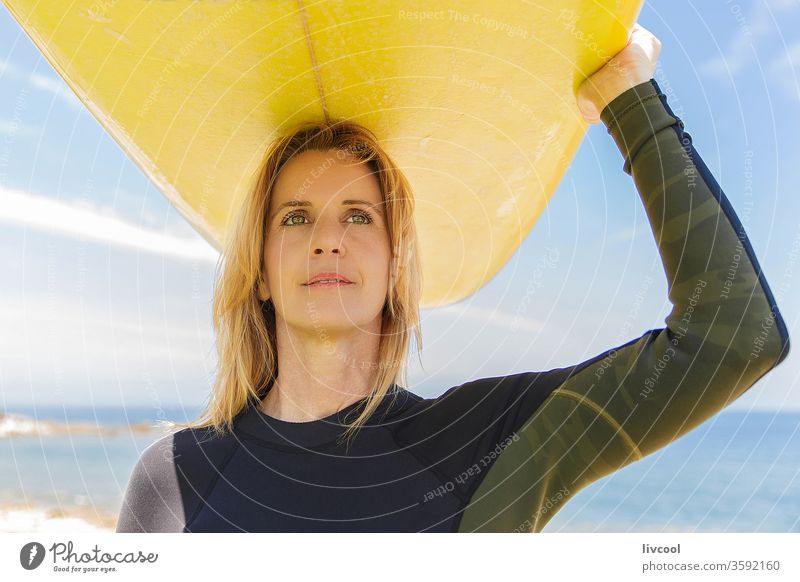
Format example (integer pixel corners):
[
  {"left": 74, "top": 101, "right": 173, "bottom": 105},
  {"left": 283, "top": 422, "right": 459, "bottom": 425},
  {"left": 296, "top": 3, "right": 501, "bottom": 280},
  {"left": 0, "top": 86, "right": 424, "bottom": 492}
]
[{"left": 457, "top": 76, "right": 790, "bottom": 533}]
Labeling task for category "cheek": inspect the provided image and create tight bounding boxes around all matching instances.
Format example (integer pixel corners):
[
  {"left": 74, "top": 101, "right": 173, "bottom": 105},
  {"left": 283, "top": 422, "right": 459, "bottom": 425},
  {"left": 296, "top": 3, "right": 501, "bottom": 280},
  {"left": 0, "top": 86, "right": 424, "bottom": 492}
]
[
  {"left": 367, "top": 245, "right": 392, "bottom": 285},
  {"left": 352, "top": 224, "right": 390, "bottom": 247},
  {"left": 351, "top": 230, "right": 390, "bottom": 257},
  {"left": 263, "top": 238, "right": 291, "bottom": 283}
]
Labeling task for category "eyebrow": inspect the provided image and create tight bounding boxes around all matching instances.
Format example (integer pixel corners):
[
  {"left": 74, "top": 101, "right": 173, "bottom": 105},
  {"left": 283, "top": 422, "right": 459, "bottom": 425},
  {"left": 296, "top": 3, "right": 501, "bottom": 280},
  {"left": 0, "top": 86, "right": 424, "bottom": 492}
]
[{"left": 270, "top": 199, "right": 384, "bottom": 221}]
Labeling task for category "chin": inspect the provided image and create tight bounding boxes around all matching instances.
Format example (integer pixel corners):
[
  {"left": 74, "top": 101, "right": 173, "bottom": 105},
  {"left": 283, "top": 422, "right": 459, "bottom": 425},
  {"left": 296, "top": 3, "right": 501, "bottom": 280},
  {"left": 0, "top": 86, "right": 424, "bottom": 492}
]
[{"left": 297, "top": 310, "right": 385, "bottom": 336}]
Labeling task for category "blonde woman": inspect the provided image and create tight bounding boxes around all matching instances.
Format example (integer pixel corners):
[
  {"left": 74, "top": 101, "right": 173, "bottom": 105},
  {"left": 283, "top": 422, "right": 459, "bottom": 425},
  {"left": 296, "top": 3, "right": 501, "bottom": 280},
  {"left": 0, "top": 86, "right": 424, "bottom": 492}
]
[{"left": 116, "top": 25, "right": 789, "bottom": 533}]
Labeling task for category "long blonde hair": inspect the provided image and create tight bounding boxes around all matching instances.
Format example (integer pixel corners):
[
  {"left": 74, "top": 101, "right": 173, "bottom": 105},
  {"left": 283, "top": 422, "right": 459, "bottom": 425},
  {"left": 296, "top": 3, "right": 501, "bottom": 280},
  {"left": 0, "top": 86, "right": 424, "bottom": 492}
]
[{"left": 171, "top": 119, "right": 423, "bottom": 445}]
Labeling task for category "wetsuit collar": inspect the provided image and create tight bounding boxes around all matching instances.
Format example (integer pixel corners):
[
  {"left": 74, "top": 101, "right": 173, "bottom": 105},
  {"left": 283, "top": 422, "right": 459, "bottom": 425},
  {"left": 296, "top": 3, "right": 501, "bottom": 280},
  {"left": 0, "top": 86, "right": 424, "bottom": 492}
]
[{"left": 234, "top": 383, "right": 412, "bottom": 448}]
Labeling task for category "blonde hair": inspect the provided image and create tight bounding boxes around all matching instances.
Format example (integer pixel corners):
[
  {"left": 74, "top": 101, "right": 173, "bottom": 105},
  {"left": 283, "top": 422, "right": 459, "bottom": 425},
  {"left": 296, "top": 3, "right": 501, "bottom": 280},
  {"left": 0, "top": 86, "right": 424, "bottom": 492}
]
[{"left": 171, "top": 119, "right": 423, "bottom": 445}]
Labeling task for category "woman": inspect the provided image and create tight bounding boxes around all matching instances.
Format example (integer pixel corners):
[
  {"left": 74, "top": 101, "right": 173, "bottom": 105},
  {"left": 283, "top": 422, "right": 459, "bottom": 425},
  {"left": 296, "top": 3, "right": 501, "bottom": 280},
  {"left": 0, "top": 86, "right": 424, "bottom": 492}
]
[{"left": 116, "top": 25, "right": 789, "bottom": 533}]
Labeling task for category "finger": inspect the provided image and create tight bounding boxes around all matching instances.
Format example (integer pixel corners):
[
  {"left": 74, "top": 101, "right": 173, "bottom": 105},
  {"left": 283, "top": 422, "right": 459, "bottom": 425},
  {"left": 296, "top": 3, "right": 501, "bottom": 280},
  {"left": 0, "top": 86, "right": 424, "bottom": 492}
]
[
  {"left": 638, "top": 28, "right": 660, "bottom": 49},
  {"left": 630, "top": 22, "right": 653, "bottom": 38},
  {"left": 625, "top": 23, "right": 650, "bottom": 49},
  {"left": 628, "top": 23, "right": 661, "bottom": 58},
  {"left": 629, "top": 24, "right": 655, "bottom": 46}
]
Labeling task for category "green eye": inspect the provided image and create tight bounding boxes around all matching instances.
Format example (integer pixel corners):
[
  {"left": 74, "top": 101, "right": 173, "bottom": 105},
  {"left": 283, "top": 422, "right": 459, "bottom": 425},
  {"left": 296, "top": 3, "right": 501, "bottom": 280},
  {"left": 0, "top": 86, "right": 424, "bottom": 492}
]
[
  {"left": 347, "top": 210, "right": 373, "bottom": 224},
  {"left": 281, "top": 211, "right": 308, "bottom": 226},
  {"left": 279, "top": 209, "right": 373, "bottom": 226}
]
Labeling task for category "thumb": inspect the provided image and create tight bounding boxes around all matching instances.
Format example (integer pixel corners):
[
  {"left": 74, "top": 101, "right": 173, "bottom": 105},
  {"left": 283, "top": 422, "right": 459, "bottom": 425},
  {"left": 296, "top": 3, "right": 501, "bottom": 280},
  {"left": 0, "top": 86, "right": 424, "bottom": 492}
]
[{"left": 576, "top": 82, "right": 603, "bottom": 124}]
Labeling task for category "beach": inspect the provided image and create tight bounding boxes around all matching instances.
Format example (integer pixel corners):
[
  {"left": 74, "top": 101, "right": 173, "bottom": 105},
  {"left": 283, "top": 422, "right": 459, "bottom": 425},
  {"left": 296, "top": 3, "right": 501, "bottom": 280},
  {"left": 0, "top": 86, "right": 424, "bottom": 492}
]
[
  {"left": 0, "top": 406, "right": 183, "bottom": 533},
  {"left": 0, "top": 502, "right": 117, "bottom": 532}
]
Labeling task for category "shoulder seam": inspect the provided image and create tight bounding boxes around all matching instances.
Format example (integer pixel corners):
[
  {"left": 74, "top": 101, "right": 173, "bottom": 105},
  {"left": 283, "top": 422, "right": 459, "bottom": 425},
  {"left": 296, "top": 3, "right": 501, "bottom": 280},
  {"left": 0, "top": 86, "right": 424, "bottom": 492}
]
[
  {"left": 384, "top": 425, "right": 469, "bottom": 504},
  {"left": 182, "top": 436, "right": 242, "bottom": 531},
  {"left": 550, "top": 388, "right": 643, "bottom": 462},
  {"left": 383, "top": 426, "right": 467, "bottom": 533}
]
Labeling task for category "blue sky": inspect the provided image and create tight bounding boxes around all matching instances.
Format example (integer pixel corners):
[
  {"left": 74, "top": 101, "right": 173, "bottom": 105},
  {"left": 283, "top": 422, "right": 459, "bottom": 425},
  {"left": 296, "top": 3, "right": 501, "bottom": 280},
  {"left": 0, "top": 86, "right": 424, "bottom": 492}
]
[{"left": 2, "top": 1, "right": 799, "bottom": 412}]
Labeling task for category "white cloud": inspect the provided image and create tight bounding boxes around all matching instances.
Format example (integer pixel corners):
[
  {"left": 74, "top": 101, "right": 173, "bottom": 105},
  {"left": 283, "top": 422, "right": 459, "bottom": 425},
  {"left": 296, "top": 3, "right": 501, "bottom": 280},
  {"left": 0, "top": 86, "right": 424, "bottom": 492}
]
[
  {"left": 0, "top": 58, "right": 82, "bottom": 108},
  {"left": 699, "top": 38, "right": 753, "bottom": 78},
  {"left": 26, "top": 71, "right": 83, "bottom": 108},
  {"left": 0, "top": 299, "right": 214, "bottom": 356},
  {"left": 0, "top": 186, "right": 219, "bottom": 263},
  {"left": 0, "top": 296, "right": 216, "bottom": 406},
  {"left": 0, "top": 118, "right": 41, "bottom": 138},
  {"left": 608, "top": 225, "right": 644, "bottom": 243},
  {"left": 698, "top": 0, "right": 794, "bottom": 78},
  {"left": 0, "top": 58, "right": 17, "bottom": 76},
  {"left": 768, "top": 40, "right": 800, "bottom": 102},
  {"left": 427, "top": 302, "right": 546, "bottom": 334}
]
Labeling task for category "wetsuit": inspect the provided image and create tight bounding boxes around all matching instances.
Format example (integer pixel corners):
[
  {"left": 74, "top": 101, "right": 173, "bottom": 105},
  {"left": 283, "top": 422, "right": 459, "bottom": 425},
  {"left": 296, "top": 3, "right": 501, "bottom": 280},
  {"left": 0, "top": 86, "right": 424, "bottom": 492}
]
[{"left": 116, "top": 79, "right": 790, "bottom": 533}]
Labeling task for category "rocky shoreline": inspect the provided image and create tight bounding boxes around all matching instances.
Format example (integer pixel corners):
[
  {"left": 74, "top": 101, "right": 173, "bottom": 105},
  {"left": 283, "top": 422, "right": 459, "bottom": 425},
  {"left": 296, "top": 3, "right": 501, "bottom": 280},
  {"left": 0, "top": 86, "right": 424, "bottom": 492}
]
[{"left": 0, "top": 412, "right": 166, "bottom": 438}]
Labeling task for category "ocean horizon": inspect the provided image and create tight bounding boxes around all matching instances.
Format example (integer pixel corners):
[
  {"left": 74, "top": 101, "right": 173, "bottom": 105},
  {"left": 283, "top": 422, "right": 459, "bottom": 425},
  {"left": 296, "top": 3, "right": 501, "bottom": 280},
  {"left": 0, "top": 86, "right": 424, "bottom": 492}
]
[{"left": 1, "top": 406, "right": 798, "bottom": 532}]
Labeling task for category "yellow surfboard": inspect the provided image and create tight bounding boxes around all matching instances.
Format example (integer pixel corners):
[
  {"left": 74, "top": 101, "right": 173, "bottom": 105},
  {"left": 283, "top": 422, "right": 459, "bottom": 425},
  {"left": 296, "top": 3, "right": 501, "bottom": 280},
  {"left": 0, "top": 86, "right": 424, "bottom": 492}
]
[{"left": 3, "top": 0, "right": 642, "bottom": 307}]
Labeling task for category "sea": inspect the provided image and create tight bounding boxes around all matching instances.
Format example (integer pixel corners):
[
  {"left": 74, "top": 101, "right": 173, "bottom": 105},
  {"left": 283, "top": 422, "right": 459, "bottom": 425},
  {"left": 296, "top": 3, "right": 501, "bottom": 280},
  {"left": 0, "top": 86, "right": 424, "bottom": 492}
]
[{"left": 0, "top": 406, "right": 798, "bottom": 532}]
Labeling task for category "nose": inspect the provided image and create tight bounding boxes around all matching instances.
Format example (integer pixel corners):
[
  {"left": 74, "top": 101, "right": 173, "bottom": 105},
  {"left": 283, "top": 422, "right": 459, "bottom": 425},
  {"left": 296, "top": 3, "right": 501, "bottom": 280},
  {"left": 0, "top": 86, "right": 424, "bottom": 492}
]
[
  {"left": 309, "top": 219, "right": 346, "bottom": 256},
  {"left": 313, "top": 247, "right": 340, "bottom": 255}
]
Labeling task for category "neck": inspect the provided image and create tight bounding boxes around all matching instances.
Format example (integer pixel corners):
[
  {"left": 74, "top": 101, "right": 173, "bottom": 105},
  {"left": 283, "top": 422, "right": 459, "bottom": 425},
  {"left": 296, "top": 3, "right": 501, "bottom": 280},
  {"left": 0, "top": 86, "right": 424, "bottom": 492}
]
[{"left": 260, "top": 322, "right": 384, "bottom": 422}]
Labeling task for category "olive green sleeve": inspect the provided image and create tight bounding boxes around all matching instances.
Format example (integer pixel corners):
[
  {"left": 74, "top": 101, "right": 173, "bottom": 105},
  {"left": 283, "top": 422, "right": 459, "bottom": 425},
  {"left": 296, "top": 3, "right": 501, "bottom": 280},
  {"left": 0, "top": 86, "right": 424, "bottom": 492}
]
[{"left": 457, "top": 79, "right": 790, "bottom": 532}]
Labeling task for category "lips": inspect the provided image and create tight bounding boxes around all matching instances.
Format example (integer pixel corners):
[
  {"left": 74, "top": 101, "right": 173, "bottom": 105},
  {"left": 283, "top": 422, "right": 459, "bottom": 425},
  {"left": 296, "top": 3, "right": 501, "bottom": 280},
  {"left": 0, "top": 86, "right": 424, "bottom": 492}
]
[{"left": 303, "top": 272, "right": 354, "bottom": 286}]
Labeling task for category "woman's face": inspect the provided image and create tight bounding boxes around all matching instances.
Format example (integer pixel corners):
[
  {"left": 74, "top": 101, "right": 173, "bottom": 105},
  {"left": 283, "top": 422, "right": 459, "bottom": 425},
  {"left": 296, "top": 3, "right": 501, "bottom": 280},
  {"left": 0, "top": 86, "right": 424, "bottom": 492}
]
[{"left": 258, "top": 148, "right": 392, "bottom": 340}]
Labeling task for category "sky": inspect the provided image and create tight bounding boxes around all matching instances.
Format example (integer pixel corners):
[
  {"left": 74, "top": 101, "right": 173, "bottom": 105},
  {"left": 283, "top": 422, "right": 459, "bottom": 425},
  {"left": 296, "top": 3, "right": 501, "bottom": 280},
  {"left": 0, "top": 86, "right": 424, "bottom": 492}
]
[{"left": 1, "top": 1, "right": 799, "bottom": 413}]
